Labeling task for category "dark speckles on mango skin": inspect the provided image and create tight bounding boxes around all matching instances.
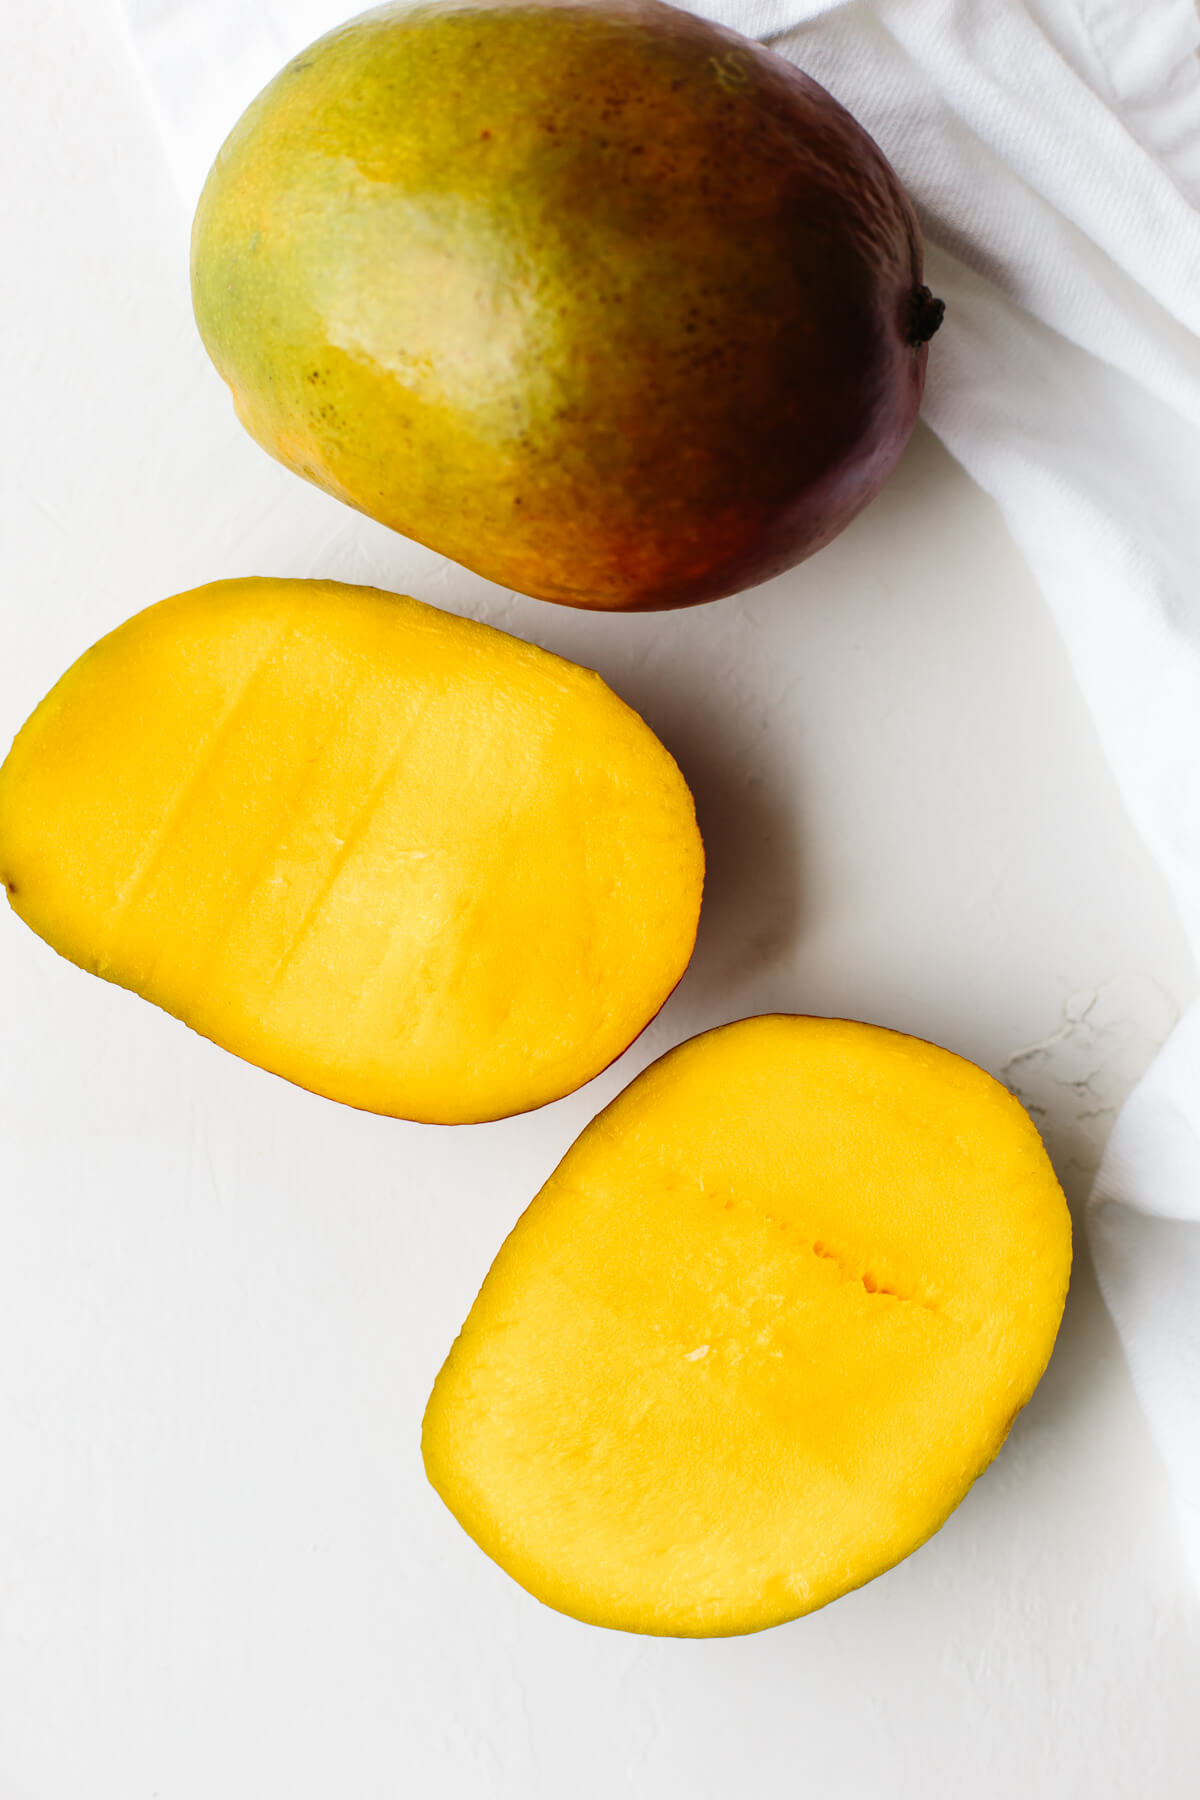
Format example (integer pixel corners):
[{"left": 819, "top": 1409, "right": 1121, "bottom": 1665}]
[{"left": 191, "top": 0, "right": 937, "bottom": 611}]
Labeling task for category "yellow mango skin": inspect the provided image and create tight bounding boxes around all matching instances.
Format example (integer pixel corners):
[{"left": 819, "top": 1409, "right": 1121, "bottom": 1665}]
[
  {"left": 424, "top": 1016, "right": 1072, "bottom": 1634},
  {"left": 191, "top": 0, "right": 932, "bottom": 611},
  {"left": 0, "top": 578, "right": 703, "bottom": 1124}
]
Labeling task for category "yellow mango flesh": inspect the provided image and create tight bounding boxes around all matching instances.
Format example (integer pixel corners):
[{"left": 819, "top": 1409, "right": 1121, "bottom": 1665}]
[
  {"left": 423, "top": 1016, "right": 1072, "bottom": 1633},
  {"left": 0, "top": 578, "right": 702, "bottom": 1123}
]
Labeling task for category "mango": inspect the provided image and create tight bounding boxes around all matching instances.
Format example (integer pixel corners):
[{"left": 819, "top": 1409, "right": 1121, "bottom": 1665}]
[
  {"left": 424, "top": 1015, "right": 1072, "bottom": 1633},
  {"left": 191, "top": 0, "right": 943, "bottom": 611},
  {"left": 0, "top": 578, "right": 703, "bottom": 1123}
]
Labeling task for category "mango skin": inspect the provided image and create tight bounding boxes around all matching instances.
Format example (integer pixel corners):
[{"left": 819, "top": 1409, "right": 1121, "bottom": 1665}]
[
  {"left": 0, "top": 578, "right": 703, "bottom": 1124},
  {"left": 424, "top": 1016, "right": 1072, "bottom": 1634},
  {"left": 192, "top": 0, "right": 937, "bottom": 611}
]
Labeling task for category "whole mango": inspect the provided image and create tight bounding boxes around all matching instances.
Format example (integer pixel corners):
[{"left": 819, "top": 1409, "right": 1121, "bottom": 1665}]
[{"left": 192, "top": 0, "right": 943, "bottom": 610}]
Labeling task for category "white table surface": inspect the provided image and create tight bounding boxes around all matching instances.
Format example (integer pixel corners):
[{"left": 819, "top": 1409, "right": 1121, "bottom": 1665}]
[{"left": 3, "top": 3, "right": 1199, "bottom": 1795}]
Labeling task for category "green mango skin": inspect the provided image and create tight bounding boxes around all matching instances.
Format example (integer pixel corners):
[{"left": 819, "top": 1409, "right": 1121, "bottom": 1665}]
[{"left": 192, "top": 0, "right": 940, "bottom": 610}]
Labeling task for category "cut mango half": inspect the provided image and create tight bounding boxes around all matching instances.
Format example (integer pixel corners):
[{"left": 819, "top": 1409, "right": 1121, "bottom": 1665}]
[
  {"left": 424, "top": 1015, "right": 1071, "bottom": 1633},
  {"left": 0, "top": 578, "right": 703, "bottom": 1123}
]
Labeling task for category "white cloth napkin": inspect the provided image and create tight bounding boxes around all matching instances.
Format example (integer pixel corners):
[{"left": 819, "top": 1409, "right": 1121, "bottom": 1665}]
[{"left": 119, "top": 0, "right": 1200, "bottom": 1579}]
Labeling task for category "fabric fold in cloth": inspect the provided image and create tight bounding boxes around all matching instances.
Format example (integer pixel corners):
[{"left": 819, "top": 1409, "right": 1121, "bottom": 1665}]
[{"left": 117, "top": 0, "right": 1200, "bottom": 1579}]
